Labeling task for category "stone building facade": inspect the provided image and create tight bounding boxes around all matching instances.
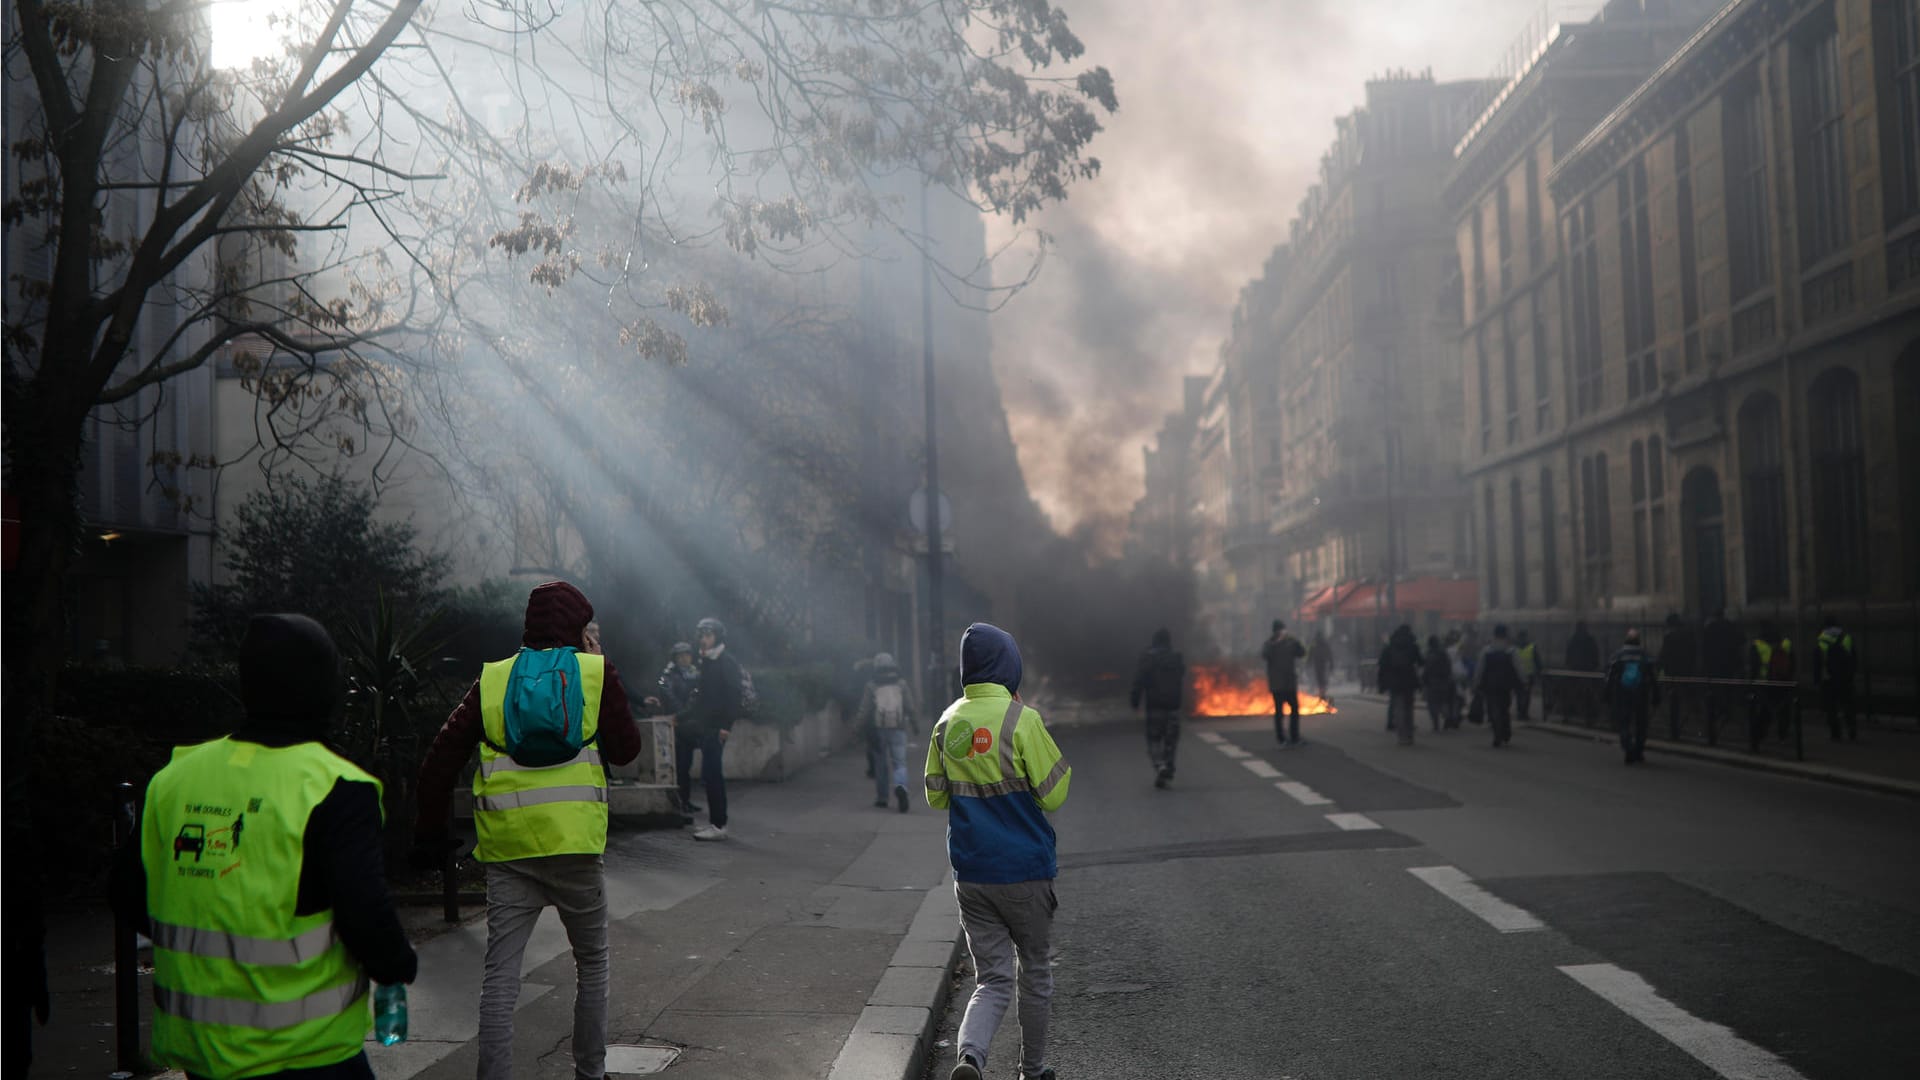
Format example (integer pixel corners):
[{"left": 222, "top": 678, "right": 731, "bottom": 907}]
[
  {"left": 1456, "top": 0, "right": 1920, "bottom": 669},
  {"left": 1263, "top": 73, "right": 1492, "bottom": 639}
]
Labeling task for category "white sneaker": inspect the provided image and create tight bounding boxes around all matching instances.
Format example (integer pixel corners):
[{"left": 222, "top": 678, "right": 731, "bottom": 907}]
[{"left": 691, "top": 824, "right": 729, "bottom": 842}]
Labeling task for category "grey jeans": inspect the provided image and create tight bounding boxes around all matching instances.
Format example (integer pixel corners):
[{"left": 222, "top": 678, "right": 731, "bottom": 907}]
[
  {"left": 479, "top": 855, "right": 610, "bottom": 1080},
  {"left": 955, "top": 879, "right": 1057, "bottom": 1078}
]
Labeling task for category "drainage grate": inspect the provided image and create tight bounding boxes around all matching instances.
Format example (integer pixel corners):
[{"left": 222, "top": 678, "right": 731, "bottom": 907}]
[{"left": 605, "top": 1045, "right": 682, "bottom": 1075}]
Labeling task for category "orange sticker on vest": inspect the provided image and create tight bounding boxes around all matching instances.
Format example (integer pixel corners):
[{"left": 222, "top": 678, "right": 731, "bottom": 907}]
[{"left": 971, "top": 728, "right": 994, "bottom": 755}]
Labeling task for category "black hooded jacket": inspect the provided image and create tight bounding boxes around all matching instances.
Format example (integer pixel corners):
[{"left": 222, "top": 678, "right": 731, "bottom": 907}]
[
  {"left": 110, "top": 614, "right": 417, "bottom": 985},
  {"left": 1131, "top": 629, "right": 1185, "bottom": 711}
]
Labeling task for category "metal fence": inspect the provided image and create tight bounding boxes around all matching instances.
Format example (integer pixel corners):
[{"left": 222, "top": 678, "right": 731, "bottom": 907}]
[{"left": 1539, "top": 670, "right": 1806, "bottom": 760}]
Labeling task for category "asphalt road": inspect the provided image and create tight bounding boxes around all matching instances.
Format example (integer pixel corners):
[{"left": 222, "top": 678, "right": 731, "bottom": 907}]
[{"left": 923, "top": 696, "right": 1920, "bottom": 1080}]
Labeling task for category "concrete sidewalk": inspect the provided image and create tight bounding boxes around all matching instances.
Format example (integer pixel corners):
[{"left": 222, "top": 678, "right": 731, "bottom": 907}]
[{"left": 28, "top": 743, "right": 965, "bottom": 1080}]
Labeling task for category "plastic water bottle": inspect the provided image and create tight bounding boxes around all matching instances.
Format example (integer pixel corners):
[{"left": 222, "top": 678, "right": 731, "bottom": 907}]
[{"left": 374, "top": 983, "right": 408, "bottom": 1045}]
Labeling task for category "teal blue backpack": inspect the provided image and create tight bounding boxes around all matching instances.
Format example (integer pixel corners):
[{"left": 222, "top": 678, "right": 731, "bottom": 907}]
[
  {"left": 496, "top": 647, "right": 595, "bottom": 767},
  {"left": 1620, "top": 656, "right": 1647, "bottom": 692}
]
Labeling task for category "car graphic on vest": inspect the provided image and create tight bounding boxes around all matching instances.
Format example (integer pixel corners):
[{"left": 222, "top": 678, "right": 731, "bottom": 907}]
[{"left": 174, "top": 823, "right": 206, "bottom": 862}]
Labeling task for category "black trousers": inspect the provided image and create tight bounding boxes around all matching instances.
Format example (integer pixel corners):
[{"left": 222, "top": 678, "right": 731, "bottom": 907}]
[
  {"left": 1614, "top": 701, "right": 1650, "bottom": 759},
  {"left": 676, "top": 727, "right": 729, "bottom": 827},
  {"left": 1144, "top": 709, "right": 1181, "bottom": 772},
  {"left": 1821, "top": 684, "right": 1857, "bottom": 740},
  {"left": 1271, "top": 686, "right": 1300, "bottom": 743}
]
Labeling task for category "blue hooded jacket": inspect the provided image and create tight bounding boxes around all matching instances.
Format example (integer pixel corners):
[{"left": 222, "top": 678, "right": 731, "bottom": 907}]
[{"left": 924, "top": 623, "right": 1069, "bottom": 883}]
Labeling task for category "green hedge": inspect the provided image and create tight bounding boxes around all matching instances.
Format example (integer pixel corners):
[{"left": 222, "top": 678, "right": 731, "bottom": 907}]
[{"left": 750, "top": 663, "right": 838, "bottom": 729}]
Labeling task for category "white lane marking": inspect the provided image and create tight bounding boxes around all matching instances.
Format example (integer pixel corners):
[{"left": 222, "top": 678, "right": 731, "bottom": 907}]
[
  {"left": 1241, "top": 759, "right": 1283, "bottom": 779},
  {"left": 1325, "top": 812, "right": 1381, "bottom": 831},
  {"left": 1559, "top": 964, "right": 1808, "bottom": 1080},
  {"left": 1274, "top": 780, "right": 1333, "bottom": 806},
  {"left": 1407, "top": 866, "right": 1545, "bottom": 933},
  {"left": 1216, "top": 745, "right": 1253, "bottom": 759},
  {"left": 1196, "top": 731, "right": 1226, "bottom": 744}
]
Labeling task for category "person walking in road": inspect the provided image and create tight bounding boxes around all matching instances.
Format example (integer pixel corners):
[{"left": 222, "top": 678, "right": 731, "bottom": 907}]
[
  {"left": 1514, "top": 629, "right": 1542, "bottom": 722},
  {"left": 926, "top": 623, "right": 1071, "bottom": 1080},
  {"left": 1262, "top": 620, "right": 1308, "bottom": 747},
  {"left": 683, "top": 617, "right": 742, "bottom": 840},
  {"left": 1604, "top": 628, "right": 1661, "bottom": 764},
  {"left": 1815, "top": 617, "right": 1859, "bottom": 742},
  {"left": 1475, "top": 625, "right": 1524, "bottom": 747},
  {"left": 1376, "top": 625, "right": 1422, "bottom": 745},
  {"left": 1307, "top": 631, "right": 1334, "bottom": 699},
  {"left": 1130, "top": 627, "right": 1186, "bottom": 787},
  {"left": 112, "top": 614, "right": 418, "bottom": 1080},
  {"left": 856, "top": 652, "right": 921, "bottom": 811},
  {"left": 1421, "top": 634, "right": 1455, "bottom": 733},
  {"left": 415, "top": 582, "right": 642, "bottom": 1080}
]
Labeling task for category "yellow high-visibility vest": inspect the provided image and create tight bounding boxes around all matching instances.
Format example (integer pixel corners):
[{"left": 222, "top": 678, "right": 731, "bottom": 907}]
[
  {"left": 473, "top": 650, "right": 608, "bottom": 861},
  {"left": 142, "top": 738, "right": 378, "bottom": 1079}
]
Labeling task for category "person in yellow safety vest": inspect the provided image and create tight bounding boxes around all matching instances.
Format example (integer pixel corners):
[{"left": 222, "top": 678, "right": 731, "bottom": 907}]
[
  {"left": 924, "top": 622, "right": 1071, "bottom": 1080},
  {"left": 110, "top": 614, "right": 417, "bottom": 1080},
  {"left": 413, "top": 582, "right": 645, "bottom": 1080},
  {"left": 1814, "top": 616, "right": 1859, "bottom": 742},
  {"left": 1746, "top": 620, "right": 1794, "bottom": 749},
  {"left": 1513, "top": 630, "right": 1541, "bottom": 722}
]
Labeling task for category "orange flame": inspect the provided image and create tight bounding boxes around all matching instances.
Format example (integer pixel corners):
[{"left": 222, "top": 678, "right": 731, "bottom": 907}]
[{"left": 1190, "top": 664, "right": 1337, "bottom": 717}]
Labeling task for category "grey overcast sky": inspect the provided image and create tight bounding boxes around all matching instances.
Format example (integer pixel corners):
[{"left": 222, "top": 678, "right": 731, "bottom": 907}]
[{"left": 989, "top": 0, "right": 1572, "bottom": 554}]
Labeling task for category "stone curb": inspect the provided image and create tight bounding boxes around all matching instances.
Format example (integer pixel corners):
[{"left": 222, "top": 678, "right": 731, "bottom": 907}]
[
  {"left": 1338, "top": 692, "right": 1920, "bottom": 799},
  {"left": 1522, "top": 719, "right": 1920, "bottom": 799},
  {"left": 826, "top": 872, "right": 964, "bottom": 1080}
]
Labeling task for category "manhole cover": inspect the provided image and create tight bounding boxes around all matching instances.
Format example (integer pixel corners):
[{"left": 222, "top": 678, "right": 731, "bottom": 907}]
[{"left": 605, "top": 1045, "right": 681, "bottom": 1074}]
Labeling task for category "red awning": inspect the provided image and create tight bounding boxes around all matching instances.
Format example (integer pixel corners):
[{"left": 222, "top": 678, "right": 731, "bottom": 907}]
[
  {"left": 1297, "top": 583, "right": 1341, "bottom": 618},
  {"left": 1333, "top": 583, "right": 1381, "bottom": 618},
  {"left": 1300, "top": 581, "right": 1366, "bottom": 619},
  {"left": 1390, "top": 577, "right": 1480, "bottom": 621}
]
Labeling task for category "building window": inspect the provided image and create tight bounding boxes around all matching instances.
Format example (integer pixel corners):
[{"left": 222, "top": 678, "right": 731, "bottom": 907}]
[
  {"left": 1539, "top": 466, "right": 1560, "bottom": 607},
  {"left": 1566, "top": 199, "right": 1604, "bottom": 416},
  {"left": 1525, "top": 151, "right": 1543, "bottom": 271},
  {"left": 1675, "top": 126, "right": 1702, "bottom": 372},
  {"left": 1477, "top": 327, "right": 1492, "bottom": 453},
  {"left": 1738, "top": 392, "right": 1791, "bottom": 598},
  {"left": 1510, "top": 475, "right": 1528, "bottom": 609},
  {"left": 1724, "top": 75, "right": 1772, "bottom": 302},
  {"left": 1503, "top": 306, "right": 1521, "bottom": 445},
  {"left": 1619, "top": 158, "right": 1657, "bottom": 399},
  {"left": 1484, "top": 482, "right": 1501, "bottom": 609},
  {"left": 1497, "top": 179, "right": 1514, "bottom": 296},
  {"left": 1810, "top": 367, "right": 1869, "bottom": 595},
  {"left": 1881, "top": 0, "right": 1920, "bottom": 226},
  {"left": 1532, "top": 290, "right": 1552, "bottom": 433},
  {"left": 1795, "top": 10, "right": 1850, "bottom": 266},
  {"left": 1581, "top": 453, "right": 1613, "bottom": 602},
  {"left": 1472, "top": 204, "right": 1488, "bottom": 316}
]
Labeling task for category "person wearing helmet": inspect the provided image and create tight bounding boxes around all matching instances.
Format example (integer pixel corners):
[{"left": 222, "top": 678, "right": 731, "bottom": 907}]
[
  {"left": 657, "top": 641, "right": 703, "bottom": 821},
  {"left": 683, "top": 618, "right": 741, "bottom": 840}
]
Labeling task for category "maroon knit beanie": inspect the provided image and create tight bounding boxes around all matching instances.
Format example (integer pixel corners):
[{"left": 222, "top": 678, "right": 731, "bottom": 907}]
[{"left": 522, "top": 581, "right": 595, "bottom": 649}]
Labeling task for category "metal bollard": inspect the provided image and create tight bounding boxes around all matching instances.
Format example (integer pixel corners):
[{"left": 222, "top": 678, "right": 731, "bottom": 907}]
[
  {"left": 111, "top": 781, "right": 142, "bottom": 1074},
  {"left": 1793, "top": 694, "right": 1804, "bottom": 762}
]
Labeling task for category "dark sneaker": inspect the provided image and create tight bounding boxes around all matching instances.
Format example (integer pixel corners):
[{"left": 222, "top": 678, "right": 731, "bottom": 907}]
[
  {"left": 951, "top": 1052, "right": 983, "bottom": 1080},
  {"left": 873, "top": 799, "right": 888, "bottom": 808},
  {"left": 683, "top": 801, "right": 703, "bottom": 813},
  {"left": 894, "top": 785, "right": 910, "bottom": 813}
]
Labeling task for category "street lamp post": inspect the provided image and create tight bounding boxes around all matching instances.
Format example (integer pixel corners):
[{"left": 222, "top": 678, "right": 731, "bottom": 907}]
[{"left": 920, "top": 182, "right": 948, "bottom": 697}]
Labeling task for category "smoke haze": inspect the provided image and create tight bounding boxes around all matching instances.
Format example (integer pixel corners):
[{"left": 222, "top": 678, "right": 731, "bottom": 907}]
[{"left": 991, "top": 0, "right": 1551, "bottom": 554}]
